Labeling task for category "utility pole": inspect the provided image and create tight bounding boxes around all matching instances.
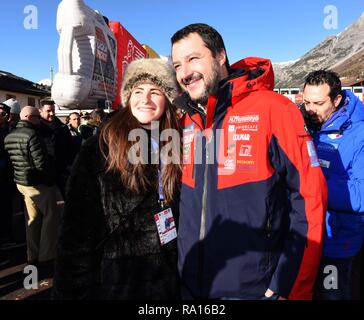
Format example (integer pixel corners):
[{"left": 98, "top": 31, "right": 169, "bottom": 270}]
[{"left": 50, "top": 67, "right": 54, "bottom": 86}]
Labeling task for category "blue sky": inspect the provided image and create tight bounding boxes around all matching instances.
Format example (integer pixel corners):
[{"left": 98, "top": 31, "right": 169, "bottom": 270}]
[{"left": 1, "top": 0, "right": 364, "bottom": 82}]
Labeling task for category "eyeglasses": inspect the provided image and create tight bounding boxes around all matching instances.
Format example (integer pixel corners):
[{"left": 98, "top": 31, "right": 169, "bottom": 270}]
[{"left": 0, "top": 111, "right": 8, "bottom": 117}]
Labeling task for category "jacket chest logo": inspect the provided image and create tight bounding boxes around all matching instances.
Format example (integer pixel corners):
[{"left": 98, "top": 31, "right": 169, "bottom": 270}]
[
  {"left": 327, "top": 133, "right": 343, "bottom": 140},
  {"left": 218, "top": 113, "right": 260, "bottom": 175}
]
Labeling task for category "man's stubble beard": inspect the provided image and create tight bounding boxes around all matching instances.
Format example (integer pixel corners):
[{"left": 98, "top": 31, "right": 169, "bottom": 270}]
[{"left": 185, "top": 60, "right": 222, "bottom": 107}]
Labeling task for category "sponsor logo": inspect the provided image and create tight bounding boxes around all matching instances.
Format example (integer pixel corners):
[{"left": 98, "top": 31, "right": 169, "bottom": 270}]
[
  {"left": 228, "top": 115, "right": 260, "bottom": 123},
  {"left": 183, "top": 124, "right": 195, "bottom": 144},
  {"left": 223, "top": 158, "right": 235, "bottom": 170},
  {"left": 237, "top": 165, "right": 256, "bottom": 171},
  {"left": 237, "top": 159, "right": 255, "bottom": 165},
  {"left": 239, "top": 145, "right": 253, "bottom": 157},
  {"left": 233, "top": 134, "right": 251, "bottom": 141},
  {"left": 237, "top": 124, "right": 258, "bottom": 132}
]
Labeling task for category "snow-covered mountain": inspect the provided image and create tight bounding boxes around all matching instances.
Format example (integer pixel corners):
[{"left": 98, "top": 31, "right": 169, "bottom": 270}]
[
  {"left": 38, "top": 78, "right": 52, "bottom": 86},
  {"left": 273, "top": 12, "right": 364, "bottom": 87}
]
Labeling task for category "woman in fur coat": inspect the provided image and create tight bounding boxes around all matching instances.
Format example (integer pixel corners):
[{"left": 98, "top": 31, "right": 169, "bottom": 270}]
[{"left": 52, "top": 59, "right": 182, "bottom": 300}]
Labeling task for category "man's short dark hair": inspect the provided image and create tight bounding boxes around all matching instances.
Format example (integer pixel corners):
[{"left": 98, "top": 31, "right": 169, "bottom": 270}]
[
  {"left": 171, "top": 23, "right": 230, "bottom": 69},
  {"left": 304, "top": 70, "right": 342, "bottom": 101},
  {"left": 40, "top": 97, "right": 55, "bottom": 108}
]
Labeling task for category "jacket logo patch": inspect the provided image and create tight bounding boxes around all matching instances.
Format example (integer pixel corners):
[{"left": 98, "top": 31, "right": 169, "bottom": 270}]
[
  {"left": 223, "top": 158, "right": 235, "bottom": 171},
  {"left": 327, "top": 133, "right": 343, "bottom": 140},
  {"left": 319, "top": 159, "right": 330, "bottom": 168},
  {"left": 228, "top": 115, "right": 259, "bottom": 123},
  {"left": 236, "top": 124, "right": 258, "bottom": 132},
  {"left": 306, "top": 140, "right": 320, "bottom": 167},
  {"left": 238, "top": 145, "right": 253, "bottom": 157},
  {"left": 183, "top": 124, "right": 196, "bottom": 165},
  {"left": 218, "top": 113, "right": 260, "bottom": 177},
  {"left": 233, "top": 134, "right": 251, "bottom": 141}
]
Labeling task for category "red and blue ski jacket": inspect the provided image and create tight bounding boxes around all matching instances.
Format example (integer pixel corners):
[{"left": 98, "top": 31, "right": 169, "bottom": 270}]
[{"left": 178, "top": 57, "right": 327, "bottom": 300}]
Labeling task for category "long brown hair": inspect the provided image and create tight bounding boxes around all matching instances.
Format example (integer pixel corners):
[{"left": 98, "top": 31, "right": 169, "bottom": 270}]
[{"left": 99, "top": 100, "right": 182, "bottom": 205}]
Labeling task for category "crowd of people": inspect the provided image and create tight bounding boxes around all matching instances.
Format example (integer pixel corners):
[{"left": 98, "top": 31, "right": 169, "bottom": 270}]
[
  {"left": 1, "top": 23, "right": 363, "bottom": 300},
  {"left": 0, "top": 98, "right": 106, "bottom": 270}
]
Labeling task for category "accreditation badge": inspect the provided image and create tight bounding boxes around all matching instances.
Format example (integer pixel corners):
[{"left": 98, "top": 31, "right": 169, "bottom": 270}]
[{"left": 154, "top": 208, "right": 177, "bottom": 245}]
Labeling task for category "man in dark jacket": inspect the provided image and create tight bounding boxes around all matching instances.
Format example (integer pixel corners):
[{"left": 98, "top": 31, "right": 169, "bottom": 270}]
[
  {"left": 66, "top": 112, "right": 82, "bottom": 156},
  {"left": 38, "top": 98, "right": 74, "bottom": 198},
  {"left": 171, "top": 23, "right": 328, "bottom": 300},
  {"left": 4, "top": 106, "right": 58, "bottom": 265}
]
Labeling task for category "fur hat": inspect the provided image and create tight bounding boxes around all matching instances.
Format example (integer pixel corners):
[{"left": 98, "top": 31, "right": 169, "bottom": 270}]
[
  {"left": 2, "top": 98, "right": 21, "bottom": 114},
  {"left": 121, "top": 58, "right": 179, "bottom": 106}
]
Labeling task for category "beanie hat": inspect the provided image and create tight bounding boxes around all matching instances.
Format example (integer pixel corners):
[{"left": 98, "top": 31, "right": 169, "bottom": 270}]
[
  {"left": 121, "top": 58, "right": 180, "bottom": 106},
  {"left": 2, "top": 98, "right": 21, "bottom": 114}
]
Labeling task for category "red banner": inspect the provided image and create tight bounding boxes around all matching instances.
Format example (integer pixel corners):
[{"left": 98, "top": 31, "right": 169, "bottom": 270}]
[{"left": 109, "top": 21, "right": 147, "bottom": 109}]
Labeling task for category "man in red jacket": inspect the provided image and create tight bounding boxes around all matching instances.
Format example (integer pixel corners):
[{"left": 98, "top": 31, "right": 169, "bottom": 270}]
[{"left": 171, "top": 23, "right": 328, "bottom": 300}]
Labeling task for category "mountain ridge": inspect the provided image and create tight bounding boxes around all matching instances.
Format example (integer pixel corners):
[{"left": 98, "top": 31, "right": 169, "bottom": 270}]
[{"left": 273, "top": 12, "right": 364, "bottom": 88}]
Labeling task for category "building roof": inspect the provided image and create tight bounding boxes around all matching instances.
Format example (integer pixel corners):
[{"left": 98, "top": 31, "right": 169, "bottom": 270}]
[
  {"left": 0, "top": 70, "right": 50, "bottom": 96},
  {"left": 348, "top": 79, "right": 364, "bottom": 86},
  {"left": 341, "top": 77, "right": 364, "bottom": 87}
]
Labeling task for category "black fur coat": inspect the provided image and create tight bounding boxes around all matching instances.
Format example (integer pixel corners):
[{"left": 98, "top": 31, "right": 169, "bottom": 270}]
[{"left": 52, "top": 136, "right": 180, "bottom": 300}]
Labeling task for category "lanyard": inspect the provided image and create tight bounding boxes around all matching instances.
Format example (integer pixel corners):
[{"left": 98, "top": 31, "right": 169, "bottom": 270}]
[
  {"left": 151, "top": 136, "right": 166, "bottom": 208},
  {"left": 158, "top": 168, "right": 166, "bottom": 208}
]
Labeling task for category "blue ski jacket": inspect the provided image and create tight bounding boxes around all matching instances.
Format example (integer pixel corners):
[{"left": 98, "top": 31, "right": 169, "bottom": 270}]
[{"left": 312, "top": 90, "right": 364, "bottom": 258}]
